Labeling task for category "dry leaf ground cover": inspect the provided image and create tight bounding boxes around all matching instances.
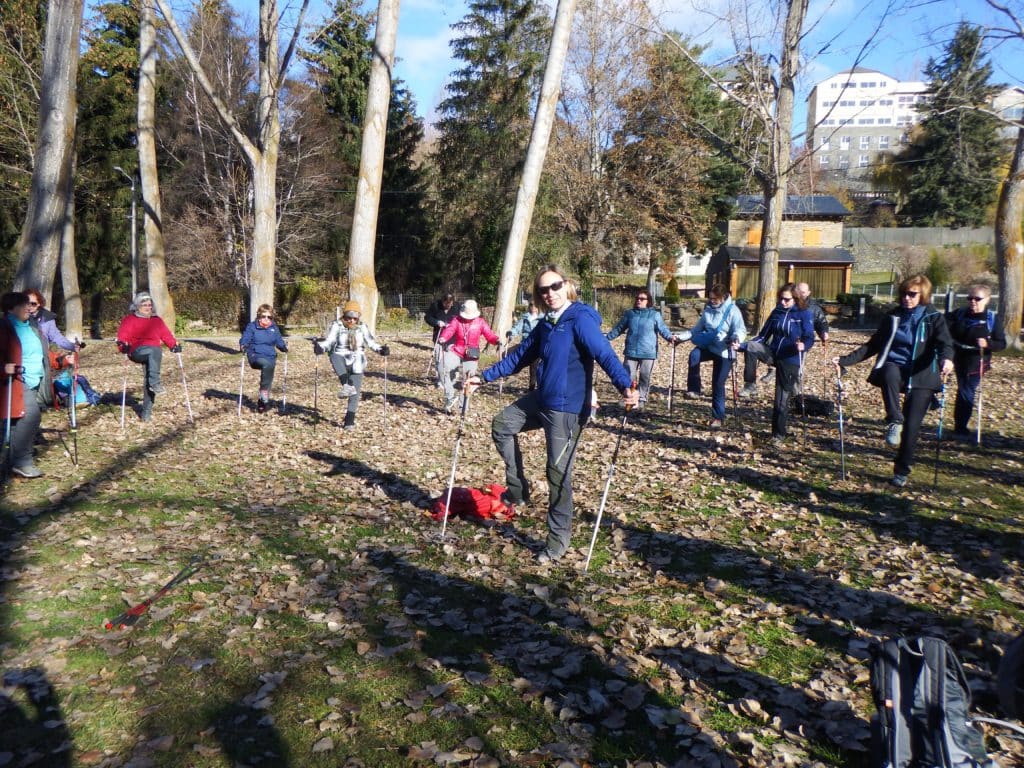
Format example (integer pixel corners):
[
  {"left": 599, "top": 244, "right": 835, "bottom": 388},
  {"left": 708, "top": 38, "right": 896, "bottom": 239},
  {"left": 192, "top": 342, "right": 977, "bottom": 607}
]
[{"left": 1, "top": 323, "right": 1022, "bottom": 768}]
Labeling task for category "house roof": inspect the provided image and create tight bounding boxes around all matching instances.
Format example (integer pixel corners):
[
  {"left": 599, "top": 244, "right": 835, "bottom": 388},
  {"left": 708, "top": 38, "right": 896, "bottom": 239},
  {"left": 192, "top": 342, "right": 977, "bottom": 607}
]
[
  {"left": 721, "top": 245, "right": 855, "bottom": 264},
  {"left": 732, "top": 195, "right": 851, "bottom": 218}
]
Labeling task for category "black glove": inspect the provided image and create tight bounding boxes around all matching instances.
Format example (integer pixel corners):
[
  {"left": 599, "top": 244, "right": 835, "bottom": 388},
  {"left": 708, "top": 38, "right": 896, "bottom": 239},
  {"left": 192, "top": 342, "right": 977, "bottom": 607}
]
[
  {"left": 505, "top": 331, "right": 513, "bottom": 340},
  {"left": 312, "top": 339, "right": 325, "bottom": 356},
  {"left": 380, "top": 345, "right": 390, "bottom": 357},
  {"left": 116, "top": 341, "right": 129, "bottom": 355},
  {"left": 171, "top": 344, "right": 183, "bottom": 353},
  {"left": 75, "top": 341, "right": 87, "bottom": 349},
  {"left": 280, "top": 345, "right": 288, "bottom": 353}
]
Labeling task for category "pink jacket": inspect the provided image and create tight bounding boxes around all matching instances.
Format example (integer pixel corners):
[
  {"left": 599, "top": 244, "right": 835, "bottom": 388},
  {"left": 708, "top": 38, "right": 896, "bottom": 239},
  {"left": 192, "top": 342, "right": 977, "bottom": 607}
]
[{"left": 438, "top": 316, "right": 500, "bottom": 360}]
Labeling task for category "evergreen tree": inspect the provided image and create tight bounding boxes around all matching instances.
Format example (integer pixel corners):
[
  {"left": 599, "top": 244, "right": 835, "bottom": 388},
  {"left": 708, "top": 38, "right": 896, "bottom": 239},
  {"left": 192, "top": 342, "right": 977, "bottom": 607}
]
[
  {"left": 898, "top": 23, "right": 1005, "bottom": 226},
  {"left": 431, "top": 0, "right": 551, "bottom": 301}
]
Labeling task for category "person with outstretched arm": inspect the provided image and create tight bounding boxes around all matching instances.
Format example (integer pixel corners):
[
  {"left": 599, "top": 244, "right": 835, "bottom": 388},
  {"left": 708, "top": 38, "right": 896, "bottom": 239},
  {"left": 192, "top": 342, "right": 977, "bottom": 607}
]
[
  {"left": 945, "top": 283, "right": 1005, "bottom": 440},
  {"left": 465, "top": 265, "right": 638, "bottom": 564},
  {"left": 605, "top": 288, "right": 679, "bottom": 411},
  {"left": 679, "top": 283, "right": 747, "bottom": 428},
  {"left": 833, "top": 274, "right": 954, "bottom": 487},
  {"left": 115, "top": 291, "right": 180, "bottom": 422},
  {"left": 506, "top": 302, "right": 542, "bottom": 390}
]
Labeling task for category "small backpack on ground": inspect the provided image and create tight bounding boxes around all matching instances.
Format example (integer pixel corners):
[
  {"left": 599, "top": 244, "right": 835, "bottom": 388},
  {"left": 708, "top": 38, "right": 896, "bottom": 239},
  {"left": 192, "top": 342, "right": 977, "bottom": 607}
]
[
  {"left": 870, "top": 636, "right": 999, "bottom": 767},
  {"left": 430, "top": 484, "right": 515, "bottom": 523},
  {"left": 789, "top": 394, "right": 834, "bottom": 418}
]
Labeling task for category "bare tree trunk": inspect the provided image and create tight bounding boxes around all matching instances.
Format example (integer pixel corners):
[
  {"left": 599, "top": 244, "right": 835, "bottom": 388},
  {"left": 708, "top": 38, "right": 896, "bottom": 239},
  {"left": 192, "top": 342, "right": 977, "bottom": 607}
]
[
  {"left": 996, "top": 125, "right": 1024, "bottom": 350},
  {"left": 755, "top": 0, "right": 807, "bottom": 328},
  {"left": 139, "top": 0, "right": 175, "bottom": 330},
  {"left": 60, "top": 153, "right": 83, "bottom": 340},
  {"left": 13, "top": 0, "right": 83, "bottom": 301},
  {"left": 493, "top": 0, "right": 578, "bottom": 335},
  {"left": 348, "top": 0, "right": 401, "bottom": 333}
]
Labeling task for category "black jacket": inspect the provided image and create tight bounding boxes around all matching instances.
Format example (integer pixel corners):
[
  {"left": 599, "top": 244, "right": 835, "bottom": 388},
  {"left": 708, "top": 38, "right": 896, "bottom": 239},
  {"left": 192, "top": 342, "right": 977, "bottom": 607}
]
[
  {"left": 425, "top": 299, "right": 458, "bottom": 342},
  {"left": 945, "top": 307, "right": 1005, "bottom": 371},
  {"left": 839, "top": 305, "right": 953, "bottom": 392}
]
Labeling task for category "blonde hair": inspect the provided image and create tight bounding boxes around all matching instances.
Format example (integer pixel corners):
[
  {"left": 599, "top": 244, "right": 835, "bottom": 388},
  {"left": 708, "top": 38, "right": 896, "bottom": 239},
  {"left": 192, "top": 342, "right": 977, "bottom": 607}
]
[
  {"left": 532, "top": 264, "right": 579, "bottom": 306},
  {"left": 899, "top": 274, "right": 932, "bottom": 305}
]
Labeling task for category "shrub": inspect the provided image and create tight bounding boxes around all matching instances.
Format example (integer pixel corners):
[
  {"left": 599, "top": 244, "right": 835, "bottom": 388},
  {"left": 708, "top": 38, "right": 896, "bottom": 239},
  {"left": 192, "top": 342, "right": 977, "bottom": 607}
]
[
  {"left": 925, "top": 250, "right": 954, "bottom": 289},
  {"left": 836, "top": 293, "right": 874, "bottom": 308},
  {"left": 664, "top": 277, "right": 681, "bottom": 302}
]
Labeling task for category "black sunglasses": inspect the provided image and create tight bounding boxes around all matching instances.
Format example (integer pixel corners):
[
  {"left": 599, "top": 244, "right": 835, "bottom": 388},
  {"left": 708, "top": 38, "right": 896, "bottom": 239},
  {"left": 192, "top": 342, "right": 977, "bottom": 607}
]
[
  {"left": 343, "top": 314, "right": 360, "bottom": 320},
  {"left": 780, "top": 296, "right": 794, "bottom": 302},
  {"left": 538, "top": 280, "right": 564, "bottom": 295},
  {"left": 902, "top": 290, "right": 919, "bottom": 298},
  {"left": 636, "top": 296, "right": 650, "bottom": 302},
  {"left": 967, "top": 296, "right": 986, "bottom": 302}
]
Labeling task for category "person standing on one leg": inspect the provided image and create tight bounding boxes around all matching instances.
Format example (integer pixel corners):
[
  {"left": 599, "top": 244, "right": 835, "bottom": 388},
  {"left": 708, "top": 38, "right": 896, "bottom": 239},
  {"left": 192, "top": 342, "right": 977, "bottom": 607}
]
[
  {"left": 945, "top": 284, "right": 1004, "bottom": 441},
  {"left": 315, "top": 300, "right": 388, "bottom": 431},
  {"left": 0, "top": 292, "right": 52, "bottom": 478},
  {"left": 606, "top": 289, "right": 678, "bottom": 411},
  {"left": 679, "top": 284, "right": 746, "bottom": 428},
  {"left": 738, "top": 283, "right": 814, "bottom": 445},
  {"left": 239, "top": 304, "right": 288, "bottom": 413},
  {"left": 116, "top": 292, "right": 180, "bottom": 422},
  {"left": 834, "top": 274, "right": 954, "bottom": 488},
  {"left": 465, "top": 265, "right": 638, "bottom": 564},
  {"left": 437, "top": 300, "right": 500, "bottom": 414}
]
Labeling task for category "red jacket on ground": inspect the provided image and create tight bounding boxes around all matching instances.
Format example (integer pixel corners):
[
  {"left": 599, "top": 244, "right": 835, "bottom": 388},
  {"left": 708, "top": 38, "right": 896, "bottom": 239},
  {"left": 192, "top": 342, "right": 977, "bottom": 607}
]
[{"left": 116, "top": 314, "right": 177, "bottom": 355}]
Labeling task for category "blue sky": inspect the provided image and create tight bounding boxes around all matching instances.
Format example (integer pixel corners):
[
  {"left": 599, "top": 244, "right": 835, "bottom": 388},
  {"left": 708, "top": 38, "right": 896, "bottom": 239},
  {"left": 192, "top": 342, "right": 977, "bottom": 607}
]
[{"left": 278, "top": 0, "right": 1020, "bottom": 134}]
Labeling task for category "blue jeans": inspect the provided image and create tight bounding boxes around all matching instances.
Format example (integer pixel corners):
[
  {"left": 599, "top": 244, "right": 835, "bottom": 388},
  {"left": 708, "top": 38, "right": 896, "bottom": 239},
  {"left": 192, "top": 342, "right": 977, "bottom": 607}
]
[
  {"left": 687, "top": 348, "right": 733, "bottom": 421},
  {"left": 491, "top": 391, "right": 582, "bottom": 556},
  {"left": 248, "top": 355, "right": 277, "bottom": 393}
]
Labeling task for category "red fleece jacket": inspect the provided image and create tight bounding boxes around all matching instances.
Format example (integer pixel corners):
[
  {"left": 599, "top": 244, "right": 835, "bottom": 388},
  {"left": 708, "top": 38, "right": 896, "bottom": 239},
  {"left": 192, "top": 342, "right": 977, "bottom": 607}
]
[{"left": 116, "top": 314, "right": 177, "bottom": 354}]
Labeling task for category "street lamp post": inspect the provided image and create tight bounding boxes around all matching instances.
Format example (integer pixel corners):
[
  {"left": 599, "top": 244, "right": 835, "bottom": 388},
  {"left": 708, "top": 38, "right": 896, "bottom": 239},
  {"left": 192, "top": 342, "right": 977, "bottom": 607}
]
[{"left": 113, "top": 166, "right": 138, "bottom": 297}]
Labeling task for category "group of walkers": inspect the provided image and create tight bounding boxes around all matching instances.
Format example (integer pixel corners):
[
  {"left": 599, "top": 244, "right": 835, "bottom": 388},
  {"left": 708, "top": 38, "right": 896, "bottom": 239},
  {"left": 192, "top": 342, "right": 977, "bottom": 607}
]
[{"left": 0, "top": 268, "right": 1006, "bottom": 570}]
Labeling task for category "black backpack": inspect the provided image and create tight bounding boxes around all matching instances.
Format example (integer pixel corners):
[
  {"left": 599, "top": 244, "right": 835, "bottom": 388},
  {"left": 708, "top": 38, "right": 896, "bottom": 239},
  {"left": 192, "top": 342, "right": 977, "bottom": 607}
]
[{"left": 870, "top": 636, "right": 999, "bottom": 767}]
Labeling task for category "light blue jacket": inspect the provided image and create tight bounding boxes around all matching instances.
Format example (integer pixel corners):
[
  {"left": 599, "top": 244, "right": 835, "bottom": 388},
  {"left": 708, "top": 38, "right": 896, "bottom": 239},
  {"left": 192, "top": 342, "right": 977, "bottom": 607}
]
[
  {"left": 690, "top": 298, "right": 747, "bottom": 358},
  {"left": 605, "top": 307, "right": 674, "bottom": 360}
]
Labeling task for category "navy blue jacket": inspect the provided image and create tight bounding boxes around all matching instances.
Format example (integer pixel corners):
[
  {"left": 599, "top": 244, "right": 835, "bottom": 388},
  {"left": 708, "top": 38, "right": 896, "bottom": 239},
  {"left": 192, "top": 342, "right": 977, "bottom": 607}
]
[
  {"left": 240, "top": 321, "right": 287, "bottom": 363},
  {"left": 749, "top": 303, "right": 815, "bottom": 366},
  {"left": 481, "top": 302, "right": 631, "bottom": 418}
]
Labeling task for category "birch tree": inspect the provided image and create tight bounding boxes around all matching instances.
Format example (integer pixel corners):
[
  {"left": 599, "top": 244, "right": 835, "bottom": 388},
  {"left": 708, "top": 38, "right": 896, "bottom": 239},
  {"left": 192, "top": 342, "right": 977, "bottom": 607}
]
[
  {"left": 138, "top": 0, "right": 175, "bottom": 329},
  {"left": 13, "top": 0, "right": 84, "bottom": 301},
  {"left": 153, "top": 0, "right": 310, "bottom": 319}
]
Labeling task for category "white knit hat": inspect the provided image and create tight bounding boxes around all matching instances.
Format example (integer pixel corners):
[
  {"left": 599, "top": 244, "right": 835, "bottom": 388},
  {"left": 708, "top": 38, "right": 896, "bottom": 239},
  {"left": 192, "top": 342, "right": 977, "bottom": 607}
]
[{"left": 460, "top": 300, "right": 481, "bottom": 320}]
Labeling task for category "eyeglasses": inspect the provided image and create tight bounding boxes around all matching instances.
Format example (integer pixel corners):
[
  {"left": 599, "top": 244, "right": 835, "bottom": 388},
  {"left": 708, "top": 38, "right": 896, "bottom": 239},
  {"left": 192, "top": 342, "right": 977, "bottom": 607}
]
[
  {"left": 27, "top": 301, "right": 39, "bottom": 307},
  {"left": 538, "top": 280, "right": 564, "bottom": 295},
  {"left": 636, "top": 297, "right": 649, "bottom": 303},
  {"left": 967, "top": 296, "right": 986, "bottom": 302},
  {"left": 258, "top": 314, "right": 272, "bottom": 319},
  {"left": 902, "top": 291, "right": 919, "bottom": 298},
  {"left": 343, "top": 314, "right": 360, "bottom": 321},
  {"left": 780, "top": 296, "right": 794, "bottom": 303}
]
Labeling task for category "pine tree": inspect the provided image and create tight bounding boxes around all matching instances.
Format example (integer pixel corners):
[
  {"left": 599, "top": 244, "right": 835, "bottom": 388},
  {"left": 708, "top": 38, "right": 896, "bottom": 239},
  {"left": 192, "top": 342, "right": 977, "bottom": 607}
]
[
  {"left": 431, "top": 0, "right": 551, "bottom": 301},
  {"left": 898, "top": 23, "right": 1005, "bottom": 227}
]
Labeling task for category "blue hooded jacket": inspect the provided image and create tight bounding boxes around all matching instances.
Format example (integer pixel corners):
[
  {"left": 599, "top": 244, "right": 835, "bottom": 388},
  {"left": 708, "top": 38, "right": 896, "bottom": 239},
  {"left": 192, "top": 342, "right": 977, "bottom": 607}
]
[
  {"left": 689, "top": 298, "right": 747, "bottom": 358},
  {"left": 749, "top": 303, "right": 815, "bottom": 365},
  {"left": 606, "top": 307, "right": 674, "bottom": 360},
  {"left": 240, "top": 321, "right": 288, "bottom": 363},
  {"left": 481, "top": 302, "right": 631, "bottom": 418}
]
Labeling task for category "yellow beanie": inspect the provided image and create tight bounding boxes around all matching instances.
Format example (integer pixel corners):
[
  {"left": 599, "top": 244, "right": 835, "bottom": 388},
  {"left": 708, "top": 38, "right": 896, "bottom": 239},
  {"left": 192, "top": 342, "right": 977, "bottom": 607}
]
[{"left": 343, "top": 300, "right": 361, "bottom": 317}]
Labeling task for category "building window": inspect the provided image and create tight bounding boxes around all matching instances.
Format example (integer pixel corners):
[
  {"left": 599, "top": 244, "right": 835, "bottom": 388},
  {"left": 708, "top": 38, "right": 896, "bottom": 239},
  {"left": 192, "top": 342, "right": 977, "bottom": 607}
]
[
  {"left": 819, "top": 155, "right": 830, "bottom": 167},
  {"left": 860, "top": 136, "right": 870, "bottom": 149},
  {"left": 880, "top": 80, "right": 887, "bottom": 87},
  {"left": 822, "top": 100, "right": 833, "bottom": 107},
  {"left": 840, "top": 118, "right": 853, "bottom": 125},
  {"left": 879, "top": 99, "right": 893, "bottom": 105},
  {"left": 803, "top": 228, "right": 823, "bottom": 246},
  {"left": 877, "top": 118, "right": 892, "bottom": 125},
  {"left": 746, "top": 227, "right": 762, "bottom": 246},
  {"left": 688, "top": 255, "right": 703, "bottom": 267},
  {"left": 860, "top": 81, "right": 876, "bottom": 88},
  {"left": 838, "top": 155, "right": 849, "bottom": 169},
  {"left": 900, "top": 132, "right": 909, "bottom": 144},
  {"left": 840, "top": 136, "right": 851, "bottom": 150},
  {"left": 859, "top": 154, "right": 869, "bottom": 167},
  {"left": 819, "top": 137, "right": 830, "bottom": 151},
  {"left": 879, "top": 135, "right": 890, "bottom": 149},
  {"left": 857, "top": 118, "right": 875, "bottom": 125}
]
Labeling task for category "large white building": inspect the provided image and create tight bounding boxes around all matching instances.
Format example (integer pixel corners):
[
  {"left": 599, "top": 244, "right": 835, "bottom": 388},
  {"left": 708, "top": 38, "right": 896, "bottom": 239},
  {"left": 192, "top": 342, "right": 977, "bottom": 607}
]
[{"left": 805, "top": 67, "right": 928, "bottom": 190}]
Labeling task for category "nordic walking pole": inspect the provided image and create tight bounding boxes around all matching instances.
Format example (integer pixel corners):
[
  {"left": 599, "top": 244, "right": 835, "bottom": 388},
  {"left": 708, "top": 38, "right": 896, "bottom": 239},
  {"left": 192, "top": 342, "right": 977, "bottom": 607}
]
[
  {"left": 975, "top": 356, "right": 984, "bottom": 446},
  {"left": 584, "top": 383, "right": 636, "bottom": 572},
  {"left": 2, "top": 371, "right": 13, "bottom": 484},
  {"left": 382, "top": 351, "right": 388, "bottom": 429},
  {"left": 120, "top": 355, "right": 129, "bottom": 431},
  {"left": 798, "top": 348, "right": 807, "bottom": 443},
  {"left": 440, "top": 390, "right": 471, "bottom": 542},
  {"left": 105, "top": 553, "right": 206, "bottom": 630},
  {"left": 279, "top": 352, "right": 289, "bottom": 415},
  {"left": 933, "top": 378, "right": 948, "bottom": 489},
  {"left": 175, "top": 350, "right": 194, "bottom": 424},
  {"left": 729, "top": 341, "right": 740, "bottom": 422},
  {"left": 667, "top": 342, "right": 676, "bottom": 414},
  {"left": 835, "top": 366, "right": 846, "bottom": 481},
  {"left": 70, "top": 351, "right": 79, "bottom": 465},
  {"left": 313, "top": 344, "right": 321, "bottom": 433},
  {"left": 237, "top": 352, "right": 246, "bottom": 418}
]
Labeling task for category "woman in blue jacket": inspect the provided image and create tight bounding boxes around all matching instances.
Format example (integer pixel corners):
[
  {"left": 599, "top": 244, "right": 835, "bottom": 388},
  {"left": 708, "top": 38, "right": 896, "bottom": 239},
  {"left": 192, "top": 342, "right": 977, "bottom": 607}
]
[
  {"left": 466, "top": 265, "right": 638, "bottom": 564},
  {"left": 239, "top": 304, "right": 288, "bottom": 413},
  {"left": 606, "top": 289, "right": 679, "bottom": 410},
  {"left": 681, "top": 284, "right": 747, "bottom": 428},
  {"left": 739, "top": 283, "right": 814, "bottom": 445}
]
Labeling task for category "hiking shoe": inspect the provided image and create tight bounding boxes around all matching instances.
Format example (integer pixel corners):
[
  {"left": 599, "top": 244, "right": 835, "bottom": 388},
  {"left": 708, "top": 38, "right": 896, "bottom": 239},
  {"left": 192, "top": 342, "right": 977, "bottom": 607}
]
[
  {"left": 150, "top": 382, "right": 166, "bottom": 395},
  {"left": 759, "top": 367, "right": 775, "bottom": 384},
  {"left": 683, "top": 391, "right": 701, "bottom": 400},
  {"left": 771, "top": 435, "right": 786, "bottom": 448},
  {"left": 443, "top": 397, "right": 457, "bottom": 414},
  {"left": 11, "top": 464, "right": 43, "bottom": 479},
  {"left": 708, "top": 419, "right": 723, "bottom": 430},
  {"left": 343, "top": 412, "right": 356, "bottom": 431},
  {"left": 951, "top": 430, "right": 973, "bottom": 442},
  {"left": 140, "top": 408, "right": 152, "bottom": 422},
  {"left": 891, "top": 474, "right": 908, "bottom": 488},
  {"left": 256, "top": 399, "right": 268, "bottom": 414},
  {"left": 885, "top": 422, "right": 902, "bottom": 447},
  {"left": 739, "top": 384, "right": 757, "bottom": 399},
  {"left": 536, "top": 549, "right": 565, "bottom": 565},
  {"left": 337, "top": 384, "right": 357, "bottom": 398}
]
